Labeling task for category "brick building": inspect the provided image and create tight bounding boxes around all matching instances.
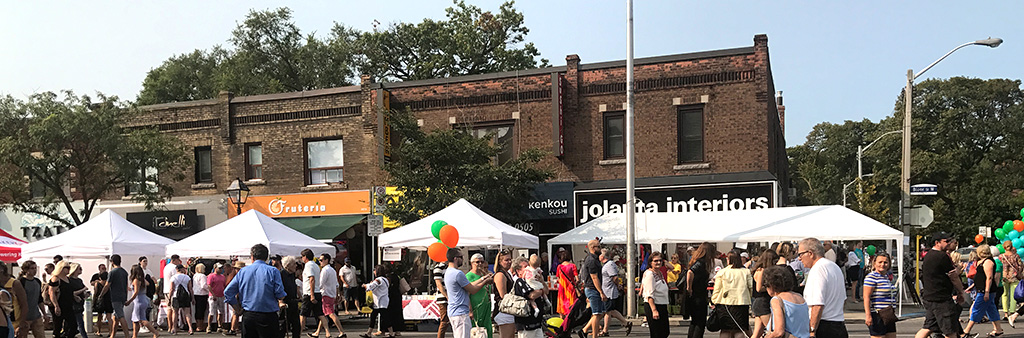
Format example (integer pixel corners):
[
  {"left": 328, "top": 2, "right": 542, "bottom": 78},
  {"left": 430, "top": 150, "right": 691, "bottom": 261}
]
[{"left": 3, "top": 34, "right": 787, "bottom": 268}]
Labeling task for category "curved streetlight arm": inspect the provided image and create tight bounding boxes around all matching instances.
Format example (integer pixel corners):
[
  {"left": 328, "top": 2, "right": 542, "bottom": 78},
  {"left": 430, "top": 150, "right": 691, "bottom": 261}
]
[
  {"left": 914, "top": 38, "right": 1003, "bottom": 80},
  {"left": 861, "top": 130, "right": 903, "bottom": 154}
]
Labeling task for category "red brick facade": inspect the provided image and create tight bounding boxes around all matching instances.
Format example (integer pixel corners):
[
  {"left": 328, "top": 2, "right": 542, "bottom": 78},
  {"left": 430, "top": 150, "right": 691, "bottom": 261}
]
[{"left": 125, "top": 34, "right": 787, "bottom": 204}]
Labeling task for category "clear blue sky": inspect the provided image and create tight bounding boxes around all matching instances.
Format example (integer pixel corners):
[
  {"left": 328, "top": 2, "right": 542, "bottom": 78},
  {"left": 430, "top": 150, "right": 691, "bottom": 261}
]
[{"left": 1, "top": 1, "right": 1021, "bottom": 144}]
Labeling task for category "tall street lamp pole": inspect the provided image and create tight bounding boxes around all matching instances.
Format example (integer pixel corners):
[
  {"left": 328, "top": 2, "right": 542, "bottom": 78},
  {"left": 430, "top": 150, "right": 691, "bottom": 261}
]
[
  {"left": 901, "top": 38, "right": 1002, "bottom": 230},
  {"left": 624, "top": 0, "right": 638, "bottom": 318}
]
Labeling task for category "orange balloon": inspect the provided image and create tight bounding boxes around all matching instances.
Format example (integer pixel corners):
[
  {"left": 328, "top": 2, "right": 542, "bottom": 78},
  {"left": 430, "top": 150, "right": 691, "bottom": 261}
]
[
  {"left": 1015, "top": 220, "right": 1024, "bottom": 232},
  {"left": 976, "top": 234, "right": 985, "bottom": 244},
  {"left": 428, "top": 242, "right": 448, "bottom": 262},
  {"left": 440, "top": 225, "right": 460, "bottom": 248}
]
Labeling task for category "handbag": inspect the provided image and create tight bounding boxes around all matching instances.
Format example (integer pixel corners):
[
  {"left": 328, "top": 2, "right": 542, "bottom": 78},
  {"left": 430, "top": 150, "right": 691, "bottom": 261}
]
[
  {"left": 877, "top": 306, "right": 898, "bottom": 326},
  {"left": 705, "top": 305, "right": 722, "bottom": 332},
  {"left": 498, "top": 294, "right": 531, "bottom": 317}
]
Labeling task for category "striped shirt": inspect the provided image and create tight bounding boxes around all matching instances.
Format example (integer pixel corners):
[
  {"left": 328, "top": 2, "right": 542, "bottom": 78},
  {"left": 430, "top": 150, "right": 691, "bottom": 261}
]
[
  {"left": 432, "top": 264, "right": 447, "bottom": 305},
  {"left": 863, "top": 271, "right": 895, "bottom": 310}
]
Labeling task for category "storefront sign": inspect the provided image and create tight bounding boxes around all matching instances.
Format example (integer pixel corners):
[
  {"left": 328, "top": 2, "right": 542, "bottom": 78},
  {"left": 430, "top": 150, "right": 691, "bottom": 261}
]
[
  {"left": 233, "top": 190, "right": 371, "bottom": 217},
  {"left": 20, "top": 213, "right": 71, "bottom": 240},
  {"left": 574, "top": 181, "right": 777, "bottom": 224},
  {"left": 523, "top": 182, "right": 574, "bottom": 220},
  {"left": 126, "top": 209, "right": 200, "bottom": 240}
]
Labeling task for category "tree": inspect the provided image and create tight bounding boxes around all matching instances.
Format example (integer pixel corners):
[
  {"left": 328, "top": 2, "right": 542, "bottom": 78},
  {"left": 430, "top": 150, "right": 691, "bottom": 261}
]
[
  {"left": 138, "top": 2, "right": 548, "bottom": 104},
  {"left": 0, "top": 91, "right": 190, "bottom": 228},
  {"left": 355, "top": 0, "right": 548, "bottom": 81},
  {"left": 381, "top": 108, "right": 553, "bottom": 225},
  {"left": 788, "top": 77, "right": 1024, "bottom": 240}
]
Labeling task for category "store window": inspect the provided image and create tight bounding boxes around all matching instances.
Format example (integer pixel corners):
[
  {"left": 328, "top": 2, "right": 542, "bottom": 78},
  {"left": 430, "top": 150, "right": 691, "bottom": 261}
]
[
  {"left": 470, "top": 124, "right": 515, "bottom": 165},
  {"left": 677, "top": 106, "right": 705, "bottom": 163},
  {"left": 603, "top": 111, "right": 625, "bottom": 159},
  {"left": 126, "top": 167, "right": 158, "bottom": 195},
  {"left": 305, "top": 139, "right": 344, "bottom": 185},
  {"left": 245, "top": 143, "right": 263, "bottom": 180},
  {"left": 194, "top": 147, "right": 212, "bottom": 183}
]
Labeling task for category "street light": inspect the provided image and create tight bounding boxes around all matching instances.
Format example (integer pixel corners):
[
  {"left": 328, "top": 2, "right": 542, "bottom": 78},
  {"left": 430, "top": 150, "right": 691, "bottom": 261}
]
[
  {"left": 226, "top": 177, "right": 250, "bottom": 217},
  {"left": 842, "top": 174, "right": 873, "bottom": 207}
]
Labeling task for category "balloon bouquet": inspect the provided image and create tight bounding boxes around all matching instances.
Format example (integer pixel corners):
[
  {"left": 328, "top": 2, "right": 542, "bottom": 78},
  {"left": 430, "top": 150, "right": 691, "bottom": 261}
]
[
  {"left": 428, "top": 220, "right": 460, "bottom": 262},
  {"left": 978, "top": 208, "right": 1024, "bottom": 272}
]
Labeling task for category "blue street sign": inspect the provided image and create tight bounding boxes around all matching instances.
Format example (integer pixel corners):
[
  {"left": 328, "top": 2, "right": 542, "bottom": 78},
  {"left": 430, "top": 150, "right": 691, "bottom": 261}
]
[{"left": 910, "top": 184, "right": 938, "bottom": 196}]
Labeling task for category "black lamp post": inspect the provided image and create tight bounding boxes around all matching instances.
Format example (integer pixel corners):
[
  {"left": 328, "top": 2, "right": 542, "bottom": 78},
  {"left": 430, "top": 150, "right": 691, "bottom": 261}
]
[{"left": 226, "top": 177, "right": 250, "bottom": 217}]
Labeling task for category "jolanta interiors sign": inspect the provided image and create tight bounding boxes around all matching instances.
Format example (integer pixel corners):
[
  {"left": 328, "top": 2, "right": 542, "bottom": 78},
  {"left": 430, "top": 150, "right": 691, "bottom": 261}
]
[{"left": 574, "top": 181, "right": 777, "bottom": 224}]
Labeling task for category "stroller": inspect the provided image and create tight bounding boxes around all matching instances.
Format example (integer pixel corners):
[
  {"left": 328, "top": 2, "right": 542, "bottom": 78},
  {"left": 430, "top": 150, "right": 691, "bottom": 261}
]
[{"left": 545, "top": 296, "right": 592, "bottom": 338}]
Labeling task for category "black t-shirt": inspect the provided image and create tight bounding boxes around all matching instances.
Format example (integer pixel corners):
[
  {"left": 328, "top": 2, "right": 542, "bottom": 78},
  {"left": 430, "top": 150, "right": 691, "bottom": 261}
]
[
  {"left": 281, "top": 270, "right": 298, "bottom": 302},
  {"left": 513, "top": 277, "right": 542, "bottom": 330},
  {"left": 583, "top": 253, "right": 602, "bottom": 290},
  {"left": 91, "top": 272, "right": 111, "bottom": 303},
  {"left": 921, "top": 249, "right": 955, "bottom": 302},
  {"left": 69, "top": 277, "right": 87, "bottom": 311}
]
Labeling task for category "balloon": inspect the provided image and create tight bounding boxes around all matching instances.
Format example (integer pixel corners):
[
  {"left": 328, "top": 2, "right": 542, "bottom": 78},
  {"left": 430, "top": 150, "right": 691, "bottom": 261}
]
[
  {"left": 1006, "top": 220, "right": 1015, "bottom": 232},
  {"left": 431, "top": 220, "right": 447, "bottom": 240},
  {"left": 865, "top": 245, "right": 876, "bottom": 256},
  {"left": 1020, "top": 207, "right": 1024, "bottom": 219},
  {"left": 996, "top": 228, "right": 1007, "bottom": 240},
  {"left": 1014, "top": 238, "right": 1023, "bottom": 249},
  {"left": 976, "top": 234, "right": 985, "bottom": 244},
  {"left": 1018, "top": 247, "right": 1024, "bottom": 256},
  {"left": 439, "top": 225, "right": 460, "bottom": 248},
  {"left": 999, "top": 245, "right": 1006, "bottom": 253},
  {"left": 428, "top": 242, "right": 448, "bottom": 262},
  {"left": 1016, "top": 220, "right": 1024, "bottom": 232},
  {"left": 1010, "top": 230, "right": 1021, "bottom": 240}
]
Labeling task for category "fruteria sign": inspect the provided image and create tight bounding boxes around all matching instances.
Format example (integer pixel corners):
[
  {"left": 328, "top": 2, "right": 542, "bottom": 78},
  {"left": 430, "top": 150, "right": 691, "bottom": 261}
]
[{"left": 231, "top": 190, "right": 371, "bottom": 217}]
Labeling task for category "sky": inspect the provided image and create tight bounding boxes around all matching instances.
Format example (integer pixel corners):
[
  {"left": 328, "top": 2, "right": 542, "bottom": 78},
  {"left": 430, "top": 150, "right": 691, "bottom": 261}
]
[{"left": 1, "top": 1, "right": 1021, "bottom": 144}]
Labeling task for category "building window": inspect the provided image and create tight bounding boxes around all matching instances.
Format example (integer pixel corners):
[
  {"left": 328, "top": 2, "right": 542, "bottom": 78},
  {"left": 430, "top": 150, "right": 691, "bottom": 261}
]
[
  {"left": 194, "top": 147, "right": 212, "bottom": 183},
  {"left": 245, "top": 143, "right": 263, "bottom": 180},
  {"left": 603, "top": 112, "right": 625, "bottom": 159},
  {"left": 126, "top": 167, "right": 158, "bottom": 196},
  {"left": 30, "top": 179, "right": 46, "bottom": 199},
  {"left": 305, "top": 139, "right": 343, "bottom": 185},
  {"left": 470, "top": 124, "right": 514, "bottom": 165},
  {"left": 677, "top": 106, "right": 704, "bottom": 163}
]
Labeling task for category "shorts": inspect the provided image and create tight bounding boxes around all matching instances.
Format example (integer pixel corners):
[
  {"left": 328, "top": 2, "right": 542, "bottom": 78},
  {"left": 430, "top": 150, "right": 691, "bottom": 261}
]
[
  {"left": 208, "top": 296, "right": 225, "bottom": 320},
  {"left": 751, "top": 296, "right": 771, "bottom": 317},
  {"left": 584, "top": 288, "right": 606, "bottom": 314},
  {"left": 93, "top": 297, "right": 114, "bottom": 314},
  {"left": 344, "top": 287, "right": 362, "bottom": 301},
  {"left": 868, "top": 311, "right": 898, "bottom": 336},
  {"left": 714, "top": 305, "right": 749, "bottom": 331},
  {"left": 172, "top": 298, "right": 191, "bottom": 309},
  {"left": 112, "top": 301, "right": 126, "bottom": 319},
  {"left": 922, "top": 298, "right": 959, "bottom": 336},
  {"left": 603, "top": 297, "right": 622, "bottom": 313},
  {"left": 322, "top": 296, "right": 336, "bottom": 315},
  {"left": 301, "top": 293, "right": 324, "bottom": 317}
]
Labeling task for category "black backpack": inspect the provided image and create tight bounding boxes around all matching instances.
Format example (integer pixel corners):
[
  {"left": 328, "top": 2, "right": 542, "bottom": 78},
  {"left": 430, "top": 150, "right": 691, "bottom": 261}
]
[{"left": 175, "top": 282, "right": 191, "bottom": 305}]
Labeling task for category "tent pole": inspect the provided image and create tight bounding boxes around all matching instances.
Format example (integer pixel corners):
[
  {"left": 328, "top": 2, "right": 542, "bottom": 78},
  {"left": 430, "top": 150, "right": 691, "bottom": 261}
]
[{"left": 897, "top": 238, "right": 904, "bottom": 316}]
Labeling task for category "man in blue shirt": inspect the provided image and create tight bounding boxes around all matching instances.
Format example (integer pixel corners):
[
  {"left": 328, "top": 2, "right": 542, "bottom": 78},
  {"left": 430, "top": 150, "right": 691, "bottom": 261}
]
[
  {"left": 224, "top": 244, "right": 287, "bottom": 338},
  {"left": 444, "top": 248, "right": 492, "bottom": 338}
]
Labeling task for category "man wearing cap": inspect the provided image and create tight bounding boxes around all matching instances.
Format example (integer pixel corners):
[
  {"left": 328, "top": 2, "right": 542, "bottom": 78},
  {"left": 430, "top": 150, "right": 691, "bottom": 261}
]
[
  {"left": 163, "top": 254, "right": 182, "bottom": 333},
  {"left": 583, "top": 239, "right": 607, "bottom": 338},
  {"left": 206, "top": 263, "right": 227, "bottom": 333},
  {"left": 338, "top": 258, "right": 360, "bottom": 316},
  {"left": 915, "top": 232, "right": 966, "bottom": 338}
]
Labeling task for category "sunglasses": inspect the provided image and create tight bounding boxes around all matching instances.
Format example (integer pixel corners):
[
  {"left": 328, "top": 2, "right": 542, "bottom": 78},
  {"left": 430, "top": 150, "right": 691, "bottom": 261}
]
[
  {"left": 796, "top": 250, "right": 812, "bottom": 257},
  {"left": 652, "top": 259, "right": 664, "bottom": 263}
]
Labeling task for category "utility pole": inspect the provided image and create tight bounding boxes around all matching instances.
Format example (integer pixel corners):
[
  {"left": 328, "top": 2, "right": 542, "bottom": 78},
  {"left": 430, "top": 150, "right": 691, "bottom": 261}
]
[{"left": 624, "top": 0, "right": 637, "bottom": 318}]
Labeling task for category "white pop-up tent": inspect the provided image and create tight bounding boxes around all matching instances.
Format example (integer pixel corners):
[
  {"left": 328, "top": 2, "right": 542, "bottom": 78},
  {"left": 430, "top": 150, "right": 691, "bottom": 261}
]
[
  {"left": 548, "top": 205, "right": 906, "bottom": 312},
  {"left": 378, "top": 199, "right": 538, "bottom": 249},
  {"left": 20, "top": 209, "right": 175, "bottom": 261},
  {"left": 166, "top": 210, "right": 335, "bottom": 258}
]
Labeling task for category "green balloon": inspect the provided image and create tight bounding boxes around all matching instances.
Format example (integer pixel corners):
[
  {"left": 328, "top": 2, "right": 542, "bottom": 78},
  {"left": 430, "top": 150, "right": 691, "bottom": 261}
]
[
  {"left": 1006, "top": 220, "right": 1015, "bottom": 232},
  {"left": 1000, "top": 245, "right": 1007, "bottom": 254},
  {"left": 996, "top": 228, "right": 1007, "bottom": 240},
  {"left": 866, "top": 245, "right": 876, "bottom": 256},
  {"left": 1020, "top": 207, "right": 1024, "bottom": 219},
  {"left": 431, "top": 220, "right": 447, "bottom": 240}
]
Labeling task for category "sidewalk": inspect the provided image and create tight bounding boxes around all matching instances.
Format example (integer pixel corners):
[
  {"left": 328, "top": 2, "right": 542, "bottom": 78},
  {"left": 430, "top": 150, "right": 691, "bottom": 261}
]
[{"left": 664, "top": 300, "right": 925, "bottom": 326}]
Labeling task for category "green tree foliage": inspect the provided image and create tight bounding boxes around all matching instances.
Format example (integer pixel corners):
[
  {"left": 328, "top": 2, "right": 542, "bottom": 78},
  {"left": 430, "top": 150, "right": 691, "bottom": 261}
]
[
  {"left": 789, "top": 77, "right": 1024, "bottom": 239},
  {"left": 355, "top": 0, "right": 548, "bottom": 81},
  {"left": 0, "top": 92, "right": 190, "bottom": 228},
  {"left": 787, "top": 119, "right": 879, "bottom": 206},
  {"left": 138, "top": 2, "right": 546, "bottom": 104},
  {"left": 381, "top": 108, "right": 553, "bottom": 225}
]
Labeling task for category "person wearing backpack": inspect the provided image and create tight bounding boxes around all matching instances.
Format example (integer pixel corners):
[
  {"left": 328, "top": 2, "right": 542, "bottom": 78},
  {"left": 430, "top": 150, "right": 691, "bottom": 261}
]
[
  {"left": 169, "top": 265, "right": 195, "bottom": 335},
  {"left": 0, "top": 261, "right": 26, "bottom": 338}
]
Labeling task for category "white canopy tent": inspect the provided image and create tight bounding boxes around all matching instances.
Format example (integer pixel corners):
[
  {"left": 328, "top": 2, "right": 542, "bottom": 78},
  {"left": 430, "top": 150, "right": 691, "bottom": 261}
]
[
  {"left": 378, "top": 199, "right": 538, "bottom": 249},
  {"left": 166, "top": 210, "right": 335, "bottom": 258},
  {"left": 548, "top": 205, "right": 906, "bottom": 312},
  {"left": 20, "top": 209, "right": 175, "bottom": 261}
]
